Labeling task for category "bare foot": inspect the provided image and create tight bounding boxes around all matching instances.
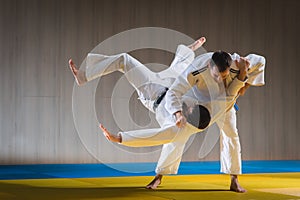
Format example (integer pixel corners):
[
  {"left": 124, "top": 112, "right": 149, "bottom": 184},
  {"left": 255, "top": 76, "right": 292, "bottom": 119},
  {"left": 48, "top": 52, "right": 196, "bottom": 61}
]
[
  {"left": 188, "top": 37, "right": 206, "bottom": 51},
  {"left": 230, "top": 175, "right": 247, "bottom": 193},
  {"left": 68, "top": 59, "right": 86, "bottom": 86},
  {"left": 146, "top": 174, "right": 163, "bottom": 189},
  {"left": 99, "top": 124, "right": 122, "bottom": 143}
]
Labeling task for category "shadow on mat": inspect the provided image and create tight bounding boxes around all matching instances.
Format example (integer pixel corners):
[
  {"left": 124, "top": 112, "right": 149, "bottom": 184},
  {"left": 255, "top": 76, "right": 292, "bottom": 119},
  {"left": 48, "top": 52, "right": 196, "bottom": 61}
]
[
  {"left": 0, "top": 182, "right": 230, "bottom": 199},
  {"left": 155, "top": 189, "right": 229, "bottom": 192}
]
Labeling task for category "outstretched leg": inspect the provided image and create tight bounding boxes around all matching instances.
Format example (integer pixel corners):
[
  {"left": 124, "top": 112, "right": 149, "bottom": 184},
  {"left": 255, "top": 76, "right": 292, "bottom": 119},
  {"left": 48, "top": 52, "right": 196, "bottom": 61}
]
[
  {"left": 188, "top": 37, "right": 206, "bottom": 51},
  {"left": 230, "top": 175, "right": 247, "bottom": 193},
  {"left": 68, "top": 59, "right": 87, "bottom": 86},
  {"left": 99, "top": 124, "right": 122, "bottom": 143},
  {"left": 146, "top": 174, "right": 163, "bottom": 189}
]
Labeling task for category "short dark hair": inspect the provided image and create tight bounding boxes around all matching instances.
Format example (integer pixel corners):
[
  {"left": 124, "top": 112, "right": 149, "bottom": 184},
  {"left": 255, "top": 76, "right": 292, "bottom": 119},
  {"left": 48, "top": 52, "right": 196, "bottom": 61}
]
[
  {"left": 182, "top": 102, "right": 211, "bottom": 129},
  {"left": 210, "top": 51, "right": 232, "bottom": 72}
]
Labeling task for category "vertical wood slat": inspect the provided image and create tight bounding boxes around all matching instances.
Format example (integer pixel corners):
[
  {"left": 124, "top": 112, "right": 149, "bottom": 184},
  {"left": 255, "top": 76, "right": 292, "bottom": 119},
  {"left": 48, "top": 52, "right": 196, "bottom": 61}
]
[{"left": 0, "top": 0, "right": 299, "bottom": 164}]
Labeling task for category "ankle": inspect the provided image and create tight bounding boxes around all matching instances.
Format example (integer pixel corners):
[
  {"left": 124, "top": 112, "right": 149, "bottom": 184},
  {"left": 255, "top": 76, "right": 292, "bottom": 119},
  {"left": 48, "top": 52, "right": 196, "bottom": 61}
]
[
  {"left": 156, "top": 174, "right": 163, "bottom": 180},
  {"left": 230, "top": 175, "right": 238, "bottom": 183},
  {"left": 117, "top": 133, "right": 122, "bottom": 143}
]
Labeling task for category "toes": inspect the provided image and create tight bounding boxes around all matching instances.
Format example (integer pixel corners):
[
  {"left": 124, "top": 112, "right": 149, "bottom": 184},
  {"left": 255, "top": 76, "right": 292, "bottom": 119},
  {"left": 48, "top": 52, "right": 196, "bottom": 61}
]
[
  {"left": 69, "top": 59, "right": 77, "bottom": 70},
  {"left": 99, "top": 124, "right": 106, "bottom": 130},
  {"left": 146, "top": 185, "right": 156, "bottom": 189}
]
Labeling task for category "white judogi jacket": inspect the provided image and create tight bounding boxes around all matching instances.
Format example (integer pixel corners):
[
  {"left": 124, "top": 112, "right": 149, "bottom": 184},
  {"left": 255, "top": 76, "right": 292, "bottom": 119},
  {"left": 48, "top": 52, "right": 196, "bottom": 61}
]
[{"left": 165, "top": 52, "right": 266, "bottom": 115}]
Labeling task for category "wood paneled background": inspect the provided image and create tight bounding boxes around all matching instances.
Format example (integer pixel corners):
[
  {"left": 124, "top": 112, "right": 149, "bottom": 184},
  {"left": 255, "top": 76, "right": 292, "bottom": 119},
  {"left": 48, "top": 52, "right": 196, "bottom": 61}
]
[{"left": 0, "top": 0, "right": 299, "bottom": 164}]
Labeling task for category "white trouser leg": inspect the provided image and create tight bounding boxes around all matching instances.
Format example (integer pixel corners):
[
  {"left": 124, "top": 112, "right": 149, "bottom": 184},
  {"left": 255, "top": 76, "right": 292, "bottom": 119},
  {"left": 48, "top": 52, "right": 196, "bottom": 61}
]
[
  {"left": 217, "top": 107, "right": 242, "bottom": 175},
  {"left": 155, "top": 124, "right": 200, "bottom": 175},
  {"left": 121, "top": 123, "right": 199, "bottom": 147},
  {"left": 85, "top": 53, "right": 155, "bottom": 89},
  {"left": 121, "top": 122, "right": 200, "bottom": 175},
  {"left": 157, "top": 44, "right": 195, "bottom": 79},
  {"left": 86, "top": 44, "right": 194, "bottom": 84},
  {"left": 169, "top": 44, "right": 195, "bottom": 74},
  {"left": 121, "top": 125, "right": 180, "bottom": 147},
  {"left": 155, "top": 141, "right": 186, "bottom": 175}
]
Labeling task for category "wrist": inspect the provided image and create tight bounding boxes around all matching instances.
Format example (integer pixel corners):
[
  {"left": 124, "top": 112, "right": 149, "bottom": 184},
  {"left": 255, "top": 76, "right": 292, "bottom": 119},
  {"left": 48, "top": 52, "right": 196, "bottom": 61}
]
[
  {"left": 239, "top": 69, "right": 247, "bottom": 74},
  {"left": 238, "top": 70, "right": 247, "bottom": 81},
  {"left": 174, "top": 111, "right": 183, "bottom": 118}
]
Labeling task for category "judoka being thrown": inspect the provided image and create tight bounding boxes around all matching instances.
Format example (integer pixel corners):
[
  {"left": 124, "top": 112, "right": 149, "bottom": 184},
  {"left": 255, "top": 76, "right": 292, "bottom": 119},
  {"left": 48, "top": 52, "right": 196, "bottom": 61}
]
[{"left": 69, "top": 37, "right": 265, "bottom": 193}]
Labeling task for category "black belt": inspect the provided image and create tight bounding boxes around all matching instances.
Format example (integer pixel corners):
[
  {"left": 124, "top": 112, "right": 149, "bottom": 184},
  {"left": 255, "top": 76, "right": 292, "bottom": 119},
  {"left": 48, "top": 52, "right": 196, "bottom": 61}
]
[{"left": 153, "top": 88, "right": 169, "bottom": 111}]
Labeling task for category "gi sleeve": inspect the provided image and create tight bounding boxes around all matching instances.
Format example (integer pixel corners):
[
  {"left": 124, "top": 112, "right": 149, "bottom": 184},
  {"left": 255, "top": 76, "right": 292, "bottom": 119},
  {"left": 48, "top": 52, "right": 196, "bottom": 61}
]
[
  {"left": 245, "top": 54, "right": 266, "bottom": 86},
  {"left": 165, "top": 73, "right": 193, "bottom": 115},
  {"left": 165, "top": 68, "right": 208, "bottom": 114},
  {"left": 231, "top": 53, "right": 266, "bottom": 86},
  {"left": 226, "top": 77, "right": 247, "bottom": 97},
  {"left": 165, "top": 53, "right": 213, "bottom": 115}
]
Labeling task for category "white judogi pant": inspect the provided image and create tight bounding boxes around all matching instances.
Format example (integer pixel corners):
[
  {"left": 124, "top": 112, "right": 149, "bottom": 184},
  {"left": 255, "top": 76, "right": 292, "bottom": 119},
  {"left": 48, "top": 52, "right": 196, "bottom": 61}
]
[{"left": 83, "top": 45, "right": 194, "bottom": 112}]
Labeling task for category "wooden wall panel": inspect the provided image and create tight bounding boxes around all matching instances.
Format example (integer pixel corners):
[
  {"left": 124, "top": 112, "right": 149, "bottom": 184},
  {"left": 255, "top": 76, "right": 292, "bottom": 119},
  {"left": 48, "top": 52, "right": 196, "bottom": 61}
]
[{"left": 0, "top": 0, "right": 299, "bottom": 164}]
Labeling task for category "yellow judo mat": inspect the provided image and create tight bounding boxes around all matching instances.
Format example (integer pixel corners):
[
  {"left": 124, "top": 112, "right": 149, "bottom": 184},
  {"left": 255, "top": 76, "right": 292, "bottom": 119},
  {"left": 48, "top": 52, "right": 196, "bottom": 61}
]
[{"left": 0, "top": 173, "right": 299, "bottom": 200}]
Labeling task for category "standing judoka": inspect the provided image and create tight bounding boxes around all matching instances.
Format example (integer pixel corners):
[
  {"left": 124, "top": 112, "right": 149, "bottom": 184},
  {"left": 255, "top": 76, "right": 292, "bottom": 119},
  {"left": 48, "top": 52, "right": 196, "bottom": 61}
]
[
  {"left": 100, "top": 51, "right": 265, "bottom": 192},
  {"left": 146, "top": 51, "right": 265, "bottom": 192}
]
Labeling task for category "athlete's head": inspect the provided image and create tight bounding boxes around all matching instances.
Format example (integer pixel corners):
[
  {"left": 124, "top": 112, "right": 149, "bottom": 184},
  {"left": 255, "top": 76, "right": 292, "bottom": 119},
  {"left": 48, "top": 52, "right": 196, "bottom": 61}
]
[
  {"left": 182, "top": 102, "right": 211, "bottom": 129},
  {"left": 209, "top": 51, "right": 232, "bottom": 82}
]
